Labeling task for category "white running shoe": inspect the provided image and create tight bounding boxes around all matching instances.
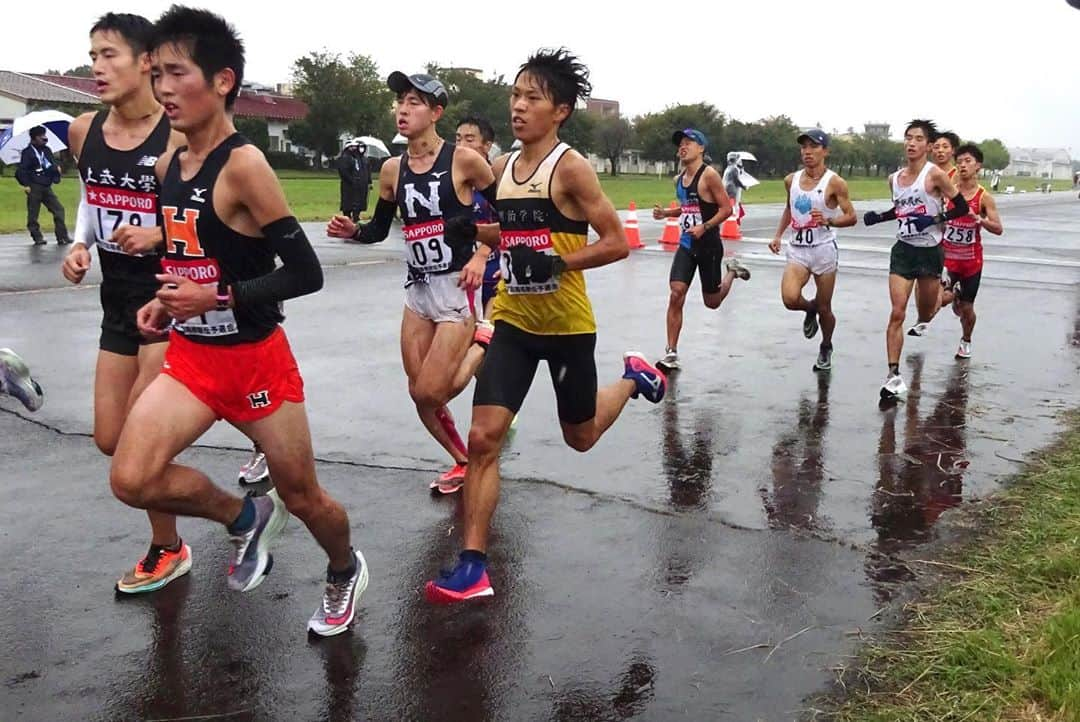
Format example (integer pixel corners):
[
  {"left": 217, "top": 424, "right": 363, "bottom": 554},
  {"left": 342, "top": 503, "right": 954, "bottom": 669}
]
[
  {"left": 657, "top": 348, "right": 680, "bottom": 371},
  {"left": 956, "top": 340, "right": 972, "bottom": 359},
  {"left": 880, "top": 372, "right": 908, "bottom": 400},
  {"left": 308, "top": 550, "right": 369, "bottom": 637},
  {"left": 0, "top": 348, "right": 44, "bottom": 412},
  {"left": 906, "top": 322, "right": 930, "bottom": 337},
  {"left": 238, "top": 445, "right": 270, "bottom": 485}
]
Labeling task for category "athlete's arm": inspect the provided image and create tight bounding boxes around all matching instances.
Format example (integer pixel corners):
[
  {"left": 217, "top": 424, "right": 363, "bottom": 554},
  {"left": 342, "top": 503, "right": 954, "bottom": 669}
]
[
  {"left": 770, "top": 173, "right": 794, "bottom": 253},
  {"left": 978, "top": 192, "right": 1003, "bottom": 235},
  {"left": 327, "top": 157, "right": 397, "bottom": 242},
  {"left": 864, "top": 176, "right": 897, "bottom": 225},
  {"left": 926, "top": 167, "right": 968, "bottom": 224},
  {"left": 701, "top": 167, "right": 733, "bottom": 230},
  {"left": 60, "top": 114, "right": 98, "bottom": 283},
  {"left": 555, "top": 151, "right": 629, "bottom": 271},
  {"left": 828, "top": 176, "right": 858, "bottom": 228}
]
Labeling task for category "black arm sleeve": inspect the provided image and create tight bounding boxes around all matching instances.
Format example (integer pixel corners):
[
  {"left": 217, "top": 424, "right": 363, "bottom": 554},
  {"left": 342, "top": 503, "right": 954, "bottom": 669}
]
[
  {"left": 352, "top": 197, "right": 396, "bottom": 244},
  {"left": 479, "top": 181, "right": 497, "bottom": 206},
  {"left": 876, "top": 208, "right": 898, "bottom": 222},
  {"left": 938, "top": 193, "right": 970, "bottom": 222},
  {"left": 231, "top": 216, "right": 323, "bottom": 307}
]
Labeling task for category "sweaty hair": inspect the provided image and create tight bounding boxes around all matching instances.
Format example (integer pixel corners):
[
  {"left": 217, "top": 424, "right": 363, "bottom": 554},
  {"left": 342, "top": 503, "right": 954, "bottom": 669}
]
[
  {"left": 516, "top": 48, "right": 592, "bottom": 125},
  {"left": 955, "top": 143, "right": 983, "bottom": 164},
  {"left": 905, "top": 118, "right": 938, "bottom": 141},
  {"left": 153, "top": 5, "right": 245, "bottom": 109},
  {"left": 936, "top": 131, "right": 961, "bottom": 151},
  {"left": 458, "top": 116, "right": 495, "bottom": 143},
  {"left": 90, "top": 13, "right": 155, "bottom": 56}
]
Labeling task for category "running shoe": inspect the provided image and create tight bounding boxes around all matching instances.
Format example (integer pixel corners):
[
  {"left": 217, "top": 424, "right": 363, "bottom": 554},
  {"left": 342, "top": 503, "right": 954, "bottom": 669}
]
[
  {"left": 879, "top": 372, "right": 908, "bottom": 400},
  {"left": 0, "top": 348, "right": 44, "bottom": 412},
  {"left": 956, "top": 339, "right": 972, "bottom": 359},
  {"left": 657, "top": 348, "right": 680, "bottom": 371},
  {"left": 803, "top": 310, "right": 819, "bottom": 339},
  {"left": 473, "top": 320, "right": 494, "bottom": 347},
  {"left": 425, "top": 553, "right": 494, "bottom": 605},
  {"left": 238, "top": 445, "right": 270, "bottom": 486},
  {"left": 116, "top": 542, "right": 192, "bottom": 594},
  {"left": 227, "top": 490, "right": 289, "bottom": 592},
  {"left": 430, "top": 462, "right": 466, "bottom": 494},
  {"left": 623, "top": 352, "right": 667, "bottom": 403},
  {"left": 725, "top": 258, "right": 751, "bottom": 281},
  {"left": 813, "top": 345, "right": 833, "bottom": 372},
  {"left": 308, "top": 550, "right": 369, "bottom": 637},
  {"left": 906, "top": 321, "right": 930, "bottom": 337}
]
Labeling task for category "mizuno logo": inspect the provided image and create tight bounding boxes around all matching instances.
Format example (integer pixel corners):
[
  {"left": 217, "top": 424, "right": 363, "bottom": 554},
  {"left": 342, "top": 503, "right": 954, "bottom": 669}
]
[
  {"left": 528, "top": 182, "right": 542, "bottom": 193},
  {"left": 432, "top": 171, "right": 448, "bottom": 179},
  {"left": 190, "top": 188, "right": 207, "bottom": 203}
]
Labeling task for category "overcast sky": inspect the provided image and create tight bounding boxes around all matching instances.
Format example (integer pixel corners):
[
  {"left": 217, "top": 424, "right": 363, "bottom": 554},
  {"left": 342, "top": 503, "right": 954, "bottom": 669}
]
[{"left": 7, "top": 0, "right": 1079, "bottom": 156}]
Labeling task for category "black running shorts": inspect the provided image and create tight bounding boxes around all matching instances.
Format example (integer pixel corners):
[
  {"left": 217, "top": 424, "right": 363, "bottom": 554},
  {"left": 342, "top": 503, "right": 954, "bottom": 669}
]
[
  {"left": 99, "top": 279, "right": 163, "bottom": 356},
  {"left": 952, "top": 269, "right": 981, "bottom": 303},
  {"left": 473, "top": 320, "right": 598, "bottom": 424},
  {"left": 669, "top": 242, "right": 724, "bottom": 294}
]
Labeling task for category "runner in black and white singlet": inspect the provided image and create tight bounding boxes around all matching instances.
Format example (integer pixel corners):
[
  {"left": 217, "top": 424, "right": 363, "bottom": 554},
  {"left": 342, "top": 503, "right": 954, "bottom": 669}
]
[
  {"left": 60, "top": 13, "right": 196, "bottom": 595},
  {"left": 768, "top": 129, "right": 856, "bottom": 372},
  {"left": 327, "top": 72, "right": 498, "bottom": 494},
  {"left": 863, "top": 119, "right": 967, "bottom": 400},
  {"left": 110, "top": 6, "right": 364, "bottom": 637},
  {"left": 652, "top": 128, "right": 749, "bottom": 371}
]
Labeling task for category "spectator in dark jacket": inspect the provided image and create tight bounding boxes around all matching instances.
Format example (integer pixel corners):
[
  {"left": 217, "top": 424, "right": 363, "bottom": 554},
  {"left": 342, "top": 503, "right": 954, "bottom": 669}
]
[
  {"left": 336, "top": 139, "right": 371, "bottom": 222},
  {"left": 16, "top": 126, "right": 71, "bottom": 246}
]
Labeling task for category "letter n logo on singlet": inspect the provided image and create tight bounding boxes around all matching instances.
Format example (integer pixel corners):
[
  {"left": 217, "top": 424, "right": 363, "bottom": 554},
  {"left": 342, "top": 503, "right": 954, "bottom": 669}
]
[
  {"left": 162, "top": 206, "right": 205, "bottom": 258},
  {"left": 403, "top": 181, "right": 442, "bottom": 218}
]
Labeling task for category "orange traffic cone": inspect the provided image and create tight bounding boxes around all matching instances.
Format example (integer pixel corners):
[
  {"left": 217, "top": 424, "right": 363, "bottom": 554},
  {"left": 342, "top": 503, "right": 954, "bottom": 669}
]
[
  {"left": 658, "top": 201, "right": 680, "bottom": 248},
  {"left": 720, "top": 205, "right": 742, "bottom": 240},
  {"left": 624, "top": 201, "right": 644, "bottom": 250}
]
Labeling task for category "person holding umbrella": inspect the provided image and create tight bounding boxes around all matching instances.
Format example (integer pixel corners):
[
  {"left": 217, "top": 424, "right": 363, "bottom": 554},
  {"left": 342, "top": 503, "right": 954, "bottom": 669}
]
[
  {"left": 16, "top": 126, "right": 71, "bottom": 246},
  {"left": 336, "top": 139, "right": 371, "bottom": 223}
]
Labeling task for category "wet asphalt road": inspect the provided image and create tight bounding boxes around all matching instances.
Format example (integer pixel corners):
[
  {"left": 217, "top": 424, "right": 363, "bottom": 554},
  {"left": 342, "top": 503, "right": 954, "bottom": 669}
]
[{"left": 1, "top": 192, "right": 1078, "bottom": 721}]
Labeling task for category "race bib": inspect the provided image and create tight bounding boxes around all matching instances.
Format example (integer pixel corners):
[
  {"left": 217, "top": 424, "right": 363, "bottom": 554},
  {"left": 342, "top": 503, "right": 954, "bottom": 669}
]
[
  {"left": 403, "top": 219, "right": 451, "bottom": 273},
  {"left": 500, "top": 229, "right": 559, "bottom": 295},
  {"left": 943, "top": 222, "right": 976, "bottom": 245},
  {"left": 790, "top": 221, "right": 818, "bottom": 246},
  {"left": 679, "top": 203, "right": 702, "bottom": 234},
  {"left": 86, "top": 186, "right": 157, "bottom": 256},
  {"left": 161, "top": 258, "right": 238, "bottom": 338}
]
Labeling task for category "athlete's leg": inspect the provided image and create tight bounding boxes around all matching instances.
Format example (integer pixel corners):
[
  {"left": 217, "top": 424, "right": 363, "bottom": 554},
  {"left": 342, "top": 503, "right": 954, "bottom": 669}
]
[
  {"left": 559, "top": 380, "right": 636, "bottom": 452},
  {"left": 813, "top": 272, "right": 838, "bottom": 346},
  {"left": 780, "top": 263, "right": 814, "bottom": 312},
  {"left": 959, "top": 301, "right": 976, "bottom": 340},
  {"left": 401, "top": 307, "right": 472, "bottom": 464},
  {"left": 461, "top": 405, "right": 516, "bottom": 552},
  {"left": 234, "top": 401, "right": 352, "bottom": 570},
  {"left": 701, "top": 247, "right": 738, "bottom": 309},
  {"left": 110, "top": 374, "right": 242, "bottom": 524},
  {"left": 666, "top": 281, "right": 689, "bottom": 349},
  {"left": 887, "top": 274, "right": 916, "bottom": 366},
  {"left": 913, "top": 276, "right": 941, "bottom": 327}
]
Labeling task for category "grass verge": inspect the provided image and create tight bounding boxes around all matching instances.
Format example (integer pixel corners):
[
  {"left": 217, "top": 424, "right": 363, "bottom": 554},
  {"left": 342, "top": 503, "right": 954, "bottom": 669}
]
[{"left": 823, "top": 411, "right": 1080, "bottom": 721}]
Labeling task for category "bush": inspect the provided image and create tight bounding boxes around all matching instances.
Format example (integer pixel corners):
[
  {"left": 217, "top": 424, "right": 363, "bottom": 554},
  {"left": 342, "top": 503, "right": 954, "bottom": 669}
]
[{"left": 265, "top": 151, "right": 311, "bottom": 170}]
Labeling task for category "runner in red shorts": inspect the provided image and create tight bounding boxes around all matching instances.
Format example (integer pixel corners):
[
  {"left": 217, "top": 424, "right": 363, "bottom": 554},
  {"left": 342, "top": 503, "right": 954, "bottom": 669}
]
[
  {"left": 937, "top": 143, "right": 1003, "bottom": 359},
  {"left": 109, "top": 6, "right": 365, "bottom": 637}
]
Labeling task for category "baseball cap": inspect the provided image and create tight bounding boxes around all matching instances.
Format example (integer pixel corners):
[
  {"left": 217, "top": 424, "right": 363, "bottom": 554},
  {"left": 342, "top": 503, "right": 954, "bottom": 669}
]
[
  {"left": 797, "top": 128, "right": 830, "bottom": 147},
  {"left": 387, "top": 71, "right": 449, "bottom": 107},
  {"left": 672, "top": 128, "right": 708, "bottom": 148}
]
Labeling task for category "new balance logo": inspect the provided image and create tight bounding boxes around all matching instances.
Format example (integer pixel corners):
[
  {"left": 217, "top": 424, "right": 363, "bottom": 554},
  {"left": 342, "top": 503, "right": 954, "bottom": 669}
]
[
  {"left": 191, "top": 188, "right": 208, "bottom": 203},
  {"left": 248, "top": 390, "right": 271, "bottom": 409},
  {"left": 137, "top": 155, "right": 158, "bottom": 167}
]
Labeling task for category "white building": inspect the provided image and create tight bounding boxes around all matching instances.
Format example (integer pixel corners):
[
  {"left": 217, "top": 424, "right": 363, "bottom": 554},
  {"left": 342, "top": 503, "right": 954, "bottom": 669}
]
[{"left": 1004, "top": 147, "right": 1072, "bottom": 180}]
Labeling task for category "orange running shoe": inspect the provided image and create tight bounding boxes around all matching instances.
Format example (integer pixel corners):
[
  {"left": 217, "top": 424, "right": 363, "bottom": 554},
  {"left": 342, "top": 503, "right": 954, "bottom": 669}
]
[
  {"left": 429, "top": 463, "right": 467, "bottom": 494},
  {"left": 116, "top": 542, "right": 193, "bottom": 594}
]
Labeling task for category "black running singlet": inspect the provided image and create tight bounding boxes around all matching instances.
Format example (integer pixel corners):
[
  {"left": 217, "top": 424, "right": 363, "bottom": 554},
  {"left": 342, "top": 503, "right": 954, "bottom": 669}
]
[
  {"left": 394, "top": 142, "right": 472, "bottom": 280},
  {"left": 159, "top": 134, "right": 282, "bottom": 345},
  {"left": 677, "top": 163, "right": 721, "bottom": 249},
  {"left": 77, "top": 109, "right": 170, "bottom": 288}
]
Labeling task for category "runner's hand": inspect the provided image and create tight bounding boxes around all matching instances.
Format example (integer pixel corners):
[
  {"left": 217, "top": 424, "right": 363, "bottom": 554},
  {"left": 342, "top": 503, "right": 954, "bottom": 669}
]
[
  {"left": 113, "top": 224, "right": 163, "bottom": 255},
  {"left": 809, "top": 209, "right": 827, "bottom": 226},
  {"left": 155, "top": 273, "right": 215, "bottom": 321},
  {"left": 62, "top": 243, "right": 92, "bottom": 284},
  {"left": 326, "top": 214, "right": 357, "bottom": 239},
  {"left": 136, "top": 298, "right": 171, "bottom": 338},
  {"left": 689, "top": 224, "right": 706, "bottom": 240},
  {"left": 652, "top": 205, "right": 665, "bottom": 220},
  {"left": 459, "top": 250, "right": 486, "bottom": 290},
  {"left": 768, "top": 238, "right": 781, "bottom": 254}
]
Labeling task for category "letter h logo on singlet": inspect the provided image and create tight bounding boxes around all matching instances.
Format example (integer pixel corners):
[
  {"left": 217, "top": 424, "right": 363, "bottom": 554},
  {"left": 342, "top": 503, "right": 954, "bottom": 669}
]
[
  {"left": 402, "top": 182, "right": 442, "bottom": 218},
  {"left": 162, "top": 206, "right": 205, "bottom": 258},
  {"left": 247, "top": 390, "right": 271, "bottom": 409}
]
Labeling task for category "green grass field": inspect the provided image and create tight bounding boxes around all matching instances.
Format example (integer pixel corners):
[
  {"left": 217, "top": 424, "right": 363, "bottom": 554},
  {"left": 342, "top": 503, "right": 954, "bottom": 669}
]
[
  {"left": 0, "top": 169, "right": 1074, "bottom": 236},
  {"left": 828, "top": 414, "right": 1080, "bottom": 721}
]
